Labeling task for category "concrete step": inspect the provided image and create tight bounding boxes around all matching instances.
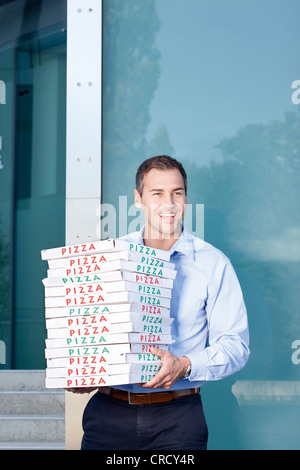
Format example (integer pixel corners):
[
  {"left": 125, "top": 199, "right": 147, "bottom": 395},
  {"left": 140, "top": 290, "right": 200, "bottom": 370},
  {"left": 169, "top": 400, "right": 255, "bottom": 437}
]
[
  {"left": 0, "top": 371, "right": 65, "bottom": 447},
  {"left": 0, "top": 441, "right": 65, "bottom": 450},
  {"left": 0, "top": 390, "right": 65, "bottom": 415},
  {"left": 0, "top": 370, "right": 48, "bottom": 391},
  {"left": 0, "top": 415, "right": 65, "bottom": 442}
]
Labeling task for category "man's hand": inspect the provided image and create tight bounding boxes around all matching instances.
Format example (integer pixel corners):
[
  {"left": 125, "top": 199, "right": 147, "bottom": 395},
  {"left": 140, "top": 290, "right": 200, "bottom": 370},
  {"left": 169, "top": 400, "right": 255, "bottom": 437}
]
[{"left": 140, "top": 346, "right": 190, "bottom": 390}]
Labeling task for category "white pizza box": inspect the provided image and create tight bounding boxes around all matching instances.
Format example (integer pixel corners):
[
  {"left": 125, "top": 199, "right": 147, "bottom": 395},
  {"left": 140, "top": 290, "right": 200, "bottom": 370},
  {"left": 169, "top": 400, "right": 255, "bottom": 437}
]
[
  {"left": 45, "top": 332, "right": 173, "bottom": 349},
  {"left": 42, "top": 271, "right": 121, "bottom": 287},
  {"left": 126, "top": 352, "right": 162, "bottom": 364},
  {"left": 42, "top": 270, "right": 174, "bottom": 289},
  {"left": 47, "top": 259, "right": 177, "bottom": 280},
  {"left": 41, "top": 239, "right": 170, "bottom": 261},
  {"left": 46, "top": 363, "right": 161, "bottom": 379},
  {"left": 124, "top": 343, "right": 166, "bottom": 354},
  {"left": 45, "top": 342, "right": 132, "bottom": 359},
  {"left": 42, "top": 240, "right": 114, "bottom": 260},
  {"left": 46, "top": 322, "right": 171, "bottom": 339},
  {"left": 45, "top": 280, "right": 172, "bottom": 300},
  {"left": 46, "top": 362, "right": 161, "bottom": 378},
  {"left": 46, "top": 311, "right": 173, "bottom": 329},
  {"left": 44, "top": 343, "right": 168, "bottom": 359},
  {"left": 47, "top": 352, "right": 162, "bottom": 368},
  {"left": 47, "top": 250, "right": 175, "bottom": 270},
  {"left": 45, "top": 373, "right": 157, "bottom": 389},
  {"left": 122, "top": 271, "right": 174, "bottom": 288},
  {"left": 47, "top": 354, "right": 127, "bottom": 367},
  {"left": 44, "top": 291, "right": 170, "bottom": 309},
  {"left": 45, "top": 302, "right": 169, "bottom": 319}
]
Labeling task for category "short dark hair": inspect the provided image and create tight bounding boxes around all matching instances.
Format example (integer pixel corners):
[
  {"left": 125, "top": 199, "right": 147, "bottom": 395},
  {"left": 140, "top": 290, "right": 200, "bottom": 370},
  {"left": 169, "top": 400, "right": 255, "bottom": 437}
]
[{"left": 135, "top": 155, "right": 187, "bottom": 196}]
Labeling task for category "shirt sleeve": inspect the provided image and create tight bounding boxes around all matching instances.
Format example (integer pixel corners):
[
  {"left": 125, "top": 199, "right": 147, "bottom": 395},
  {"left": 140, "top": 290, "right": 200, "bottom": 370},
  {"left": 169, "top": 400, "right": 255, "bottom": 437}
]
[{"left": 187, "top": 259, "right": 250, "bottom": 382}]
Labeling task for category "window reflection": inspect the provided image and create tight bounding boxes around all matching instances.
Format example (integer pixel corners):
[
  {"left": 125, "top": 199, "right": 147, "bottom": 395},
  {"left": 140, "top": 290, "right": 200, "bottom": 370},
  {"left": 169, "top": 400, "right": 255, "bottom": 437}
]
[{"left": 102, "top": 0, "right": 300, "bottom": 449}]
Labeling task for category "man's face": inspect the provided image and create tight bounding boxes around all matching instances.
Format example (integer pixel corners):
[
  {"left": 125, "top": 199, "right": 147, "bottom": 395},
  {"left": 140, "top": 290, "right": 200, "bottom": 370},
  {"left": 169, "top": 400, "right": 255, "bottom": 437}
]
[{"left": 134, "top": 168, "right": 187, "bottom": 240}]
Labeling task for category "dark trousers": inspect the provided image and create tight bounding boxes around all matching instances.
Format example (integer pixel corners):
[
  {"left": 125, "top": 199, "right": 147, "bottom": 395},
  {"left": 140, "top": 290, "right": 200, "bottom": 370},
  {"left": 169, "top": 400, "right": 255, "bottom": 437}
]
[{"left": 81, "top": 390, "right": 208, "bottom": 450}]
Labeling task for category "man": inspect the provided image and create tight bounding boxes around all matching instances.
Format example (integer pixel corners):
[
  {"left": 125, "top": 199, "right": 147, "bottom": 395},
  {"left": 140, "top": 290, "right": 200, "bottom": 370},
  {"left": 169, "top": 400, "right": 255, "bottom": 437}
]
[{"left": 79, "top": 155, "right": 250, "bottom": 450}]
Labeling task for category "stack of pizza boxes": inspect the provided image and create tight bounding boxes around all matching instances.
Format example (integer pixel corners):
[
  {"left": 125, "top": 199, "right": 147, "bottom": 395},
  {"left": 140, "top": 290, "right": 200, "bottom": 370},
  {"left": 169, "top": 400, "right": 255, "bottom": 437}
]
[{"left": 41, "top": 239, "right": 176, "bottom": 389}]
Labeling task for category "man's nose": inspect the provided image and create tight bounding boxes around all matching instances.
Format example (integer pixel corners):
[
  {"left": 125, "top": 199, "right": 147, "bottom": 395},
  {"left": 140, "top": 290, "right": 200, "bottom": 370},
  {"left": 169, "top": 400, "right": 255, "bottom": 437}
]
[{"left": 162, "top": 193, "right": 174, "bottom": 206}]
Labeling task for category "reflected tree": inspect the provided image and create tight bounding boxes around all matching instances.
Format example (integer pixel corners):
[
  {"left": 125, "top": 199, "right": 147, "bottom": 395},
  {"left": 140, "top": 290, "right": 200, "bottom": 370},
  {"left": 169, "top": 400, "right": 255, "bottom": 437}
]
[
  {"left": 102, "top": 0, "right": 161, "bottom": 204},
  {"left": 183, "top": 109, "right": 300, "bottom": 379}
]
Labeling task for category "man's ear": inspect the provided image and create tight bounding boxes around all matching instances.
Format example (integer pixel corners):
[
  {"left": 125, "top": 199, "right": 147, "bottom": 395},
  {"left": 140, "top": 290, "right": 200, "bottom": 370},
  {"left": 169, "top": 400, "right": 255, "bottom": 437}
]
[{"left": 134, "top": 189, "right": 142, "bottom": 208}]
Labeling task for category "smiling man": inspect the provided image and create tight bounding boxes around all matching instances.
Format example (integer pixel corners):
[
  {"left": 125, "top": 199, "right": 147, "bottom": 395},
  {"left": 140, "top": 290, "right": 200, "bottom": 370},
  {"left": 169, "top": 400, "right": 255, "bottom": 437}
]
[
  {"left": 134, "top": 163, "right": 187, "bottom": 248},
  {"left": 80, "top": 155, "right": 250, "bottom": 451}
]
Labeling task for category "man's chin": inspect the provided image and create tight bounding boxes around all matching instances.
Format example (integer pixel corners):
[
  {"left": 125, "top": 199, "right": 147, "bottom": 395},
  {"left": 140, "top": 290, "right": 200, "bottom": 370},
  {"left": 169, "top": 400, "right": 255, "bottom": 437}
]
[
  {"left": 144, "top": 220, "right": 183, "bottom": 240},
  {"left": 157, "top": 223, "right": 182, "bottom": 239}
]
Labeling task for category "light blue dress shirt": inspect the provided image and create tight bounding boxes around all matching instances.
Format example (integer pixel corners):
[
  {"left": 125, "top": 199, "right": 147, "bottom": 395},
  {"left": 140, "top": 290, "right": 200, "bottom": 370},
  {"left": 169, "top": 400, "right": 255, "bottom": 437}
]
[{"left": 116, "top": 226, "right": 250, "bottom": 393}]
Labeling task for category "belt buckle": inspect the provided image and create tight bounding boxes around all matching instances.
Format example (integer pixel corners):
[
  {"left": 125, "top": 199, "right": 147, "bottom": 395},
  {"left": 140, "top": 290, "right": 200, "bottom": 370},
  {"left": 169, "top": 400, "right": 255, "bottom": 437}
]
[
  {"left": 128, "top": 392, "right": 148, "bottom": 405},
  {"left": 128, "top": 392, "right": 137, "bottom": 405}
]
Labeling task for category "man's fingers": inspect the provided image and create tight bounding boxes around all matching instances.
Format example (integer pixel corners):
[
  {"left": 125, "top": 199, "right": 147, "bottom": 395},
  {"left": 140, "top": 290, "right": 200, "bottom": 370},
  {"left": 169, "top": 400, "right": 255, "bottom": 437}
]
[
  {"left": 149, "top": 345, "right": 164, "bottom": 359},
  {"left": 141, "top": 368, "right": 167, "bottom": 389},
  {"left": 141, "top": 349, "right": 172, "bottom": 389}
]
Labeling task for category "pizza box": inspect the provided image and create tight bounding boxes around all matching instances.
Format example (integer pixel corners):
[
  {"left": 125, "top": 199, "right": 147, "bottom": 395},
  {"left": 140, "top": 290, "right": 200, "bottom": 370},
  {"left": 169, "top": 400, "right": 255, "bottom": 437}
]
[
  {"left": 41, "top": 239, "right": 170, "bottom": 261},
  {"left": 47, "top": 354, "right": 126, "bottom": 367},
  {"left": 46, "top": 352, "right": 162, "bottom": 368},
  {"left": 45, "top": 342, "right": 132, "bottom": 359},
  {"left": 45, "top": 311, "right": 173, "bottom": 329},
  {"left": 47, "top": 250, "right": 175, "bottom": 270},
  {"left": 42, "top": 271, "right": 174, "bottom": 289},
  {"left": 46, "top": 321, "right": 171, "bottom": 339},
  {"left": 45, "top": 301, "right": 169, "bottom": 319},
  {"left": 44, "top": 343, "right": 168, "bottom": 359},
  {"left": 44, "top": 280, "right": 172, "bottom": 300},
  {"left": 45, "top": 343, "right": 168, "bottom": 363},
  {"left": 44, "top": 291, "right": 170, "bottom": 309},
  {"left": 45, "top": 373, "right": 157, "bottom": 388},
  {"left": 45, "top": 332, "right": 173, "bottom": 349},
  {"left": 122, "top": 343, "right": 166, "bottom": 354},
  {"left": 46, "top": 362, "right": 161, "bottom": 378},
  {"left": 42, "top": 271, "right": 122, "bottom": 287},
  {"left": 47, "top": 259, "right": 177, "bottom": 280}
]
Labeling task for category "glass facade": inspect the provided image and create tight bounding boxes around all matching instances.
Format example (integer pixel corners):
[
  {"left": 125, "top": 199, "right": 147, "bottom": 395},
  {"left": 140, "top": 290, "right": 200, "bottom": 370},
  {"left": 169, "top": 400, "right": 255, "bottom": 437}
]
[
  {"left": 13, "top": 27, "right": 66, "bottom": 369},
  {"left": 0, "top": 41, "right": 14, "bottom": 368},
  {"left": 0, "top": 0, "right": 299, "bottom": 450},
  {"left": 0, "top": 0, "right": 67, "bottom": 368},
  {"left": 102, "top": 0, "right": 300, "bottom": 450}
]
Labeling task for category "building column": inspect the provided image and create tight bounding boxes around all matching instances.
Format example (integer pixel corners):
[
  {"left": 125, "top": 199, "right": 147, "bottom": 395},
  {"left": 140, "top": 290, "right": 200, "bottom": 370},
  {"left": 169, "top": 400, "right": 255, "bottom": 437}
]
[{"left": 65, "top": 0, "right": 102, "bottom": 450}]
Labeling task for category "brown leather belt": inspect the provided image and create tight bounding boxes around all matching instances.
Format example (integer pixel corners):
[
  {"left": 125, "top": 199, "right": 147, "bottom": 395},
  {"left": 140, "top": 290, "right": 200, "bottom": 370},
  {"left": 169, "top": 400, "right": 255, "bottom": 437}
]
[{"left": 99, "top": 387, "right": 200, "bottom": 405}]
